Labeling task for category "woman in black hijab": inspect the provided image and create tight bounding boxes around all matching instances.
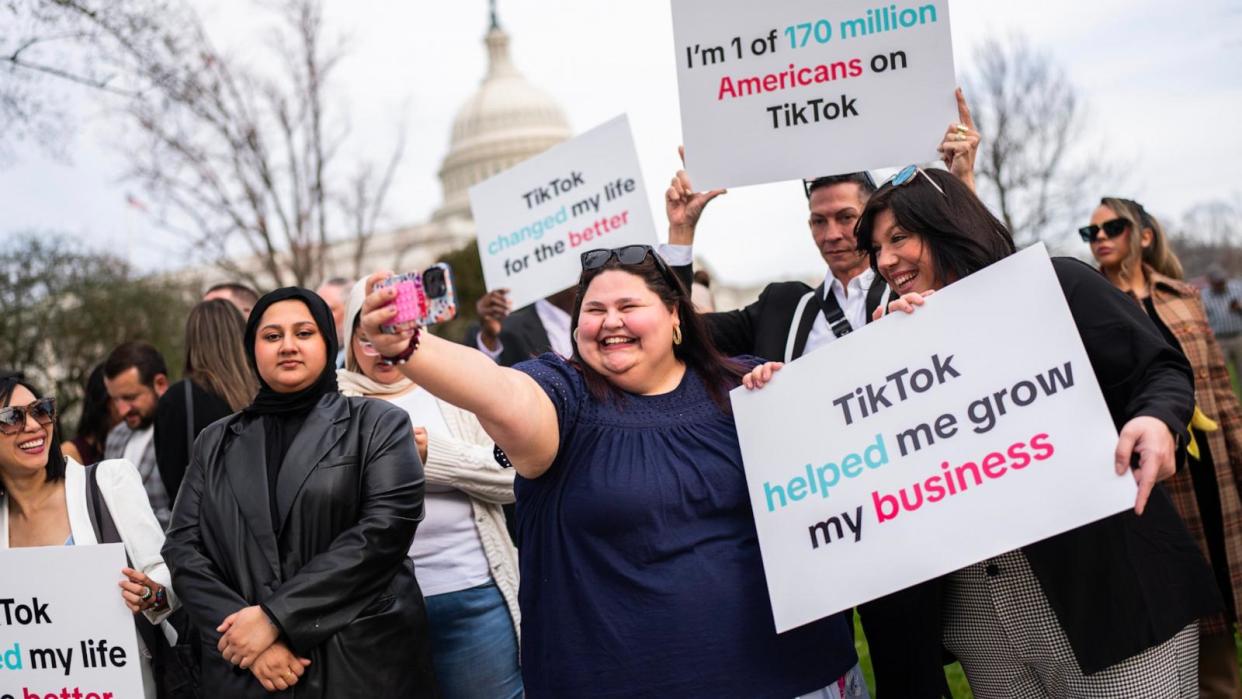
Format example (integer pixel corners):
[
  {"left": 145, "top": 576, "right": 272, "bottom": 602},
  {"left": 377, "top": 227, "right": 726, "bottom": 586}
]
[{"left": 162, "top": 288, "right": 436, "bottom": 697}]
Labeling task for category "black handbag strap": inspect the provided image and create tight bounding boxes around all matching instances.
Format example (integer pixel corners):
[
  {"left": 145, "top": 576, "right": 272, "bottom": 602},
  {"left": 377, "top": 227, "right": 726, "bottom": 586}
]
[
  {"left": 816, "top": 277, "right": 895, "bottom": 338},
  {"left": 815, "top": 283, "right": 856, "bottom": 339}
]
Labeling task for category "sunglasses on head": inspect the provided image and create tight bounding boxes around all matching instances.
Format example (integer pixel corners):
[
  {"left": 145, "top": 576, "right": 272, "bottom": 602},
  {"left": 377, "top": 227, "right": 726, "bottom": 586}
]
[
  {"left": 0, "top": 397, "right": 56, "bottom": 436},
  {"left": 1078, "top": 219, "right": 1128, "bottom": 243},
  {"left": 580, "top": 244, "right": 682, "bottom": 293},
  {"left": 882, "top": 164, "right": 946, "bottom": 196}
]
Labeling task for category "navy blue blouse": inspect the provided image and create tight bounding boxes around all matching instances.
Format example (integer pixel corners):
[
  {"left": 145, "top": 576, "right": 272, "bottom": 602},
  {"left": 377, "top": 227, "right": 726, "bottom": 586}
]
[{"left": 514, "top": 354, "right": 856, "bottom": 698}]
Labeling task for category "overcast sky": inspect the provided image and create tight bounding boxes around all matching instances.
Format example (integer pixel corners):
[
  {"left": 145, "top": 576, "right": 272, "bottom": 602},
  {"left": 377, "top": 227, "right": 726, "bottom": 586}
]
[{"left": 2, "top": 0, "right": 1239, "bottom": 286}]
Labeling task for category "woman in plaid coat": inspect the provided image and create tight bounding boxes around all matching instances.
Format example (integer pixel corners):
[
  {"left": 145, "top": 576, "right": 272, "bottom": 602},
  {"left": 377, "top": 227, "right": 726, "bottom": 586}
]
[{"left": 1087, "top": 196, "right": 1242, "bottom": 698}]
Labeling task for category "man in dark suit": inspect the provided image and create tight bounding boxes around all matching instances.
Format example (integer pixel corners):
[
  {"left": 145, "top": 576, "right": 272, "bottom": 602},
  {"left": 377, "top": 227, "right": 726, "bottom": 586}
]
[
  {"left": 466, "top": 286, "right": 577, "bottom": 366},
  {"left": 665, "top": 88, "right": 981, "bottom": 364}
]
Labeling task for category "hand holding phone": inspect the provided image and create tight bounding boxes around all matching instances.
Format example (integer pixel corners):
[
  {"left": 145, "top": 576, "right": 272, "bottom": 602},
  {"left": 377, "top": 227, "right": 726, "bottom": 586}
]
[{"left": 376, "top": 264, "right": 458, "bottom": 333}]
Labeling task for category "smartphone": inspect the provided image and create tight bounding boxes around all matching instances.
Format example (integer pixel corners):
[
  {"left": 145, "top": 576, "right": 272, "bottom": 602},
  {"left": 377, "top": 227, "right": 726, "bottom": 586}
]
[{"left": 377, "top": 263, "right": 458, "bottom": 333}]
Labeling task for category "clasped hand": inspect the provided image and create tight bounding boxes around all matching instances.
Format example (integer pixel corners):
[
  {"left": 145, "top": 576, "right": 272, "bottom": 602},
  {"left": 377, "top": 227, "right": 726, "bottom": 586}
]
[
  {"left": 250, "top": 641, "right": 312, "bottom": 693},
  {"left": 217, "top": 605, "right": 279, "bottom": 670}
]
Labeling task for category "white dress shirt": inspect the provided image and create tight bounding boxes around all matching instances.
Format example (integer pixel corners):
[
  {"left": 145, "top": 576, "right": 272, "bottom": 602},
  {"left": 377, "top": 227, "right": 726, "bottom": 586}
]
[{"left": 802, "top": 267, "right": 877, "bottom": 356}]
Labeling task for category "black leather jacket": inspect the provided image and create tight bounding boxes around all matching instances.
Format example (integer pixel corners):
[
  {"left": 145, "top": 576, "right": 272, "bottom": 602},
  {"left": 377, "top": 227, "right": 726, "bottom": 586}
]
[{"left": 162, "top": 393, "right": 436, "bottom": 697}]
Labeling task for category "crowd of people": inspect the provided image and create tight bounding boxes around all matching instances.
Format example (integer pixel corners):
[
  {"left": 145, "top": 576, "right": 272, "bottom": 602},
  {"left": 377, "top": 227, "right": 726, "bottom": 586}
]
[{"left": 2, "top": 87, "right": 1242, "bottom": 699}]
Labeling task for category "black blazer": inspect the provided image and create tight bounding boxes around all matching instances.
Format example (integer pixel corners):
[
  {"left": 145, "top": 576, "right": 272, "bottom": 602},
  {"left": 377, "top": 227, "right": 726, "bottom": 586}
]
[
  {"left": 859, "top": 258, "right": 1220, "bottom": 697},
  {"left": 670, "top": 261, "right": 891, "bottom": 362},
  {"left": 464, "top": 305, "right": 553, "bottom": 368},
  {"left": 162, "top": 393, "right": 436, "bottom": 697}
]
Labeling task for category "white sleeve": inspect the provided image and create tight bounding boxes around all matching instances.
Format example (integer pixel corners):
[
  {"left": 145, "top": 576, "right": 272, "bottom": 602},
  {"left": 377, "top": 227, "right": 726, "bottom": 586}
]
[
  {"left": 96, "top": 459, "right": 178, "bottom": 623},
  {"left": 658, "top": 243, "right": 694, "bottom": 267}
]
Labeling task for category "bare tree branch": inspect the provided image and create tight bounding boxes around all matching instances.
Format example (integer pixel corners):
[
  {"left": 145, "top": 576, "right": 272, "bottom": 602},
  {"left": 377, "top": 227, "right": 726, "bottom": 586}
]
[{"left": 965, "top": 34, "right": 1121, "bottom": 246}]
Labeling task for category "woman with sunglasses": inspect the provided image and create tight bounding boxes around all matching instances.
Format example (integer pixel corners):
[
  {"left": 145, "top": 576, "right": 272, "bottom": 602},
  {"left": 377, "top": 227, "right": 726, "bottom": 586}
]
[
  {"left": 750, "top": 168, "right": 1221, "bottom": 696},
  {"left": 1, "top": 372, "right": 179, "bottom": 699},
  {"left": 337, "top": 279, "right": 522, "bottom": 698},
  {"left": 1083, "top": 197, "right": 1242, "bottom": 698},
  {"left": 161, "top": 288, "right": 436, "bottom": 697},
  {"left": 358, "top": 247, "right": 863, "bottom": 698},
  {"left": 774, "top": 167, "right": 1215, "bottom": 697}
]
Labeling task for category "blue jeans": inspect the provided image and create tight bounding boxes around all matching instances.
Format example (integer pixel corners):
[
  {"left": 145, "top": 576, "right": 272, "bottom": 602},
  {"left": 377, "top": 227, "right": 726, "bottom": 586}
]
[{"left": 424, "top": 580, "right": 523, "bottom": 699}]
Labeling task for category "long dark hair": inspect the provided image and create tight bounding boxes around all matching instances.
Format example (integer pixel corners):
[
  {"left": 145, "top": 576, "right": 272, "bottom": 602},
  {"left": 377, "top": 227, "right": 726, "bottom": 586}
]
[
  {"left": 568, "top": 254, "right": 746, "bottom": 411},
  {"left": 75, "top": 364, "right": 114, "bottom": 453},
  {"left": 0, "top": 372, "right": 67, "bottom": 495},
  {"left": 855, "top": 168, "right": 1015, "bottom": 284}
]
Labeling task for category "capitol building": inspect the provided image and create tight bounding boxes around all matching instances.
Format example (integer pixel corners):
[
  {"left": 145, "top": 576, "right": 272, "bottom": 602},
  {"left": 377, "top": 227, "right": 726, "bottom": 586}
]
[
  {"left": 312, "top": 12, "right": 573, "bottom": 278},
  {"left": 204, "top": 7, "right": 762, "bottom": 311}
]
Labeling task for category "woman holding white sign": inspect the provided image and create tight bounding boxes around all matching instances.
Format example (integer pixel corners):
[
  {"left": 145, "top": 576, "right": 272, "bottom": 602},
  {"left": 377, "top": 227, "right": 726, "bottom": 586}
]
[
  {"left": 805, "top": 167, "right": 1218, "bottom": 697},
  {"left": 1085, "top": 197, "right": 1242, "bottom": 698},
  {"left": 0, "top": 372, "right": 180, "bottom": 699},
  {"left": 358, "top": 248, "right": 864, "bottom": 698}
]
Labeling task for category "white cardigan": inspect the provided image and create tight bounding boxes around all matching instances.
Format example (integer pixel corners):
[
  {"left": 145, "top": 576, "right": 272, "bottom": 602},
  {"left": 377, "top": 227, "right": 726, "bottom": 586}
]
[
  {"left": 1, "top": 459, "right": 178, "bottom": 699},
  {"left": 419, "top": 399, "right": 522, "bottom": 643}
]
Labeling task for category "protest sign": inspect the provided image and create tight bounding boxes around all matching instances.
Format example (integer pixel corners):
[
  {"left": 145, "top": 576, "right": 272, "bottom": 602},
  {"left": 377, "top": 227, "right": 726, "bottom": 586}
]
[
  {"left": 671, "top": 0, "right": 957, "bottom": 190},
  {"left": 730, "top": 245, "right": 1135, "bottom": 633},
  {"left": 0, "top": 544, "right": 143, "bottom": 699},
  {"left": 470, "top": 115, "right": 658, "bottom": 310}
]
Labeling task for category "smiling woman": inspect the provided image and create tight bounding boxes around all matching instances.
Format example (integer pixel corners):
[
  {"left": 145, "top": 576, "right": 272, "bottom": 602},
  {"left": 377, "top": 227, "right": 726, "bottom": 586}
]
[
  {"left": 357, "top": 245, "right": 866, "bottom": 698},
  {"left": 850, "top": 166, "right": 1219, "bottom": 699},
  {"left": 0, "top": 372, "right": 179, "bottom": 699}
]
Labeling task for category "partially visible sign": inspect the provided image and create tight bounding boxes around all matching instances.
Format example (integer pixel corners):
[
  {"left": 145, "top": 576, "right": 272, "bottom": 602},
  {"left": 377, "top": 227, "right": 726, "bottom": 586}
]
[
  {"left": 470, "top": 115, "right": 658, "bottom": 310},
  {"left": 0, "top": 544, "right": 144, "bottom": 699}
]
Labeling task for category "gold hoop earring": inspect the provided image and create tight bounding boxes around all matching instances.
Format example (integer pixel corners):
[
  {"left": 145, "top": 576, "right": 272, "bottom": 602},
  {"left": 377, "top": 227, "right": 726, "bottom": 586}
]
[{"left": 672, "top": 325, "right": 683, "bottom": 346}]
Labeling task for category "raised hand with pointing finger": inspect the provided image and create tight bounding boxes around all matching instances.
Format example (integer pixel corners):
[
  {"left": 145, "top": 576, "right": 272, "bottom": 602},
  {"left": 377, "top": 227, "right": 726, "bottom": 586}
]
[{"left": 938, "top": 87, "right": 981, "bottom": 192}]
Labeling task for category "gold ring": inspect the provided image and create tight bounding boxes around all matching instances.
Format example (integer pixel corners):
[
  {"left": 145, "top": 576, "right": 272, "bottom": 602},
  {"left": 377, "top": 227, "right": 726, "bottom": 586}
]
[{"left": 954, "top": 123, "right": 969, "bottom": 134}]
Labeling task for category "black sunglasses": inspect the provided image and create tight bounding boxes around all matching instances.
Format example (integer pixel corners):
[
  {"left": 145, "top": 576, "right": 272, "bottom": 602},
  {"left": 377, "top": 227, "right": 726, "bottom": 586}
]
[
  {"left": 580, "top": 244, "right": 682, "bottom": 292},
  {"left": 0, "top": 397, "right": 56, "bottom": 436},
  {"left": 1079, "top": 218, "right": 1128, "bottom": 243}
]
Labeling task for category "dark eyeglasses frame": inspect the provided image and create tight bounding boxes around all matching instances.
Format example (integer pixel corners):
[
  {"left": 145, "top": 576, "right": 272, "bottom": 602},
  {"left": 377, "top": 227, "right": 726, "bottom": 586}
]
[
  {"left": 579, "top": 244, "right": 681, "bottom": 291},
  {"left": 0, "top": 397, "right": 57, "bottom": 436},
  {"left": 1079, "top": 218, "right": 1129, "bottom": 243}
]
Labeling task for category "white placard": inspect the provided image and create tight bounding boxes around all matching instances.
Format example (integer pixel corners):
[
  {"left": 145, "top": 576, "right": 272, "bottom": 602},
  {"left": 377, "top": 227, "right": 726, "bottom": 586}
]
[
  {"left": 470, "top": 115, "right": 658, "bottom": 310},
  {"left": 672, "top": 0, "right": 957, "bottom": 190},
  {"left": 731, "top": 245, "right": 1136, "bottom": 632},
  {"left": 0, "top": 544, "right": 144, "bottom": 699}
]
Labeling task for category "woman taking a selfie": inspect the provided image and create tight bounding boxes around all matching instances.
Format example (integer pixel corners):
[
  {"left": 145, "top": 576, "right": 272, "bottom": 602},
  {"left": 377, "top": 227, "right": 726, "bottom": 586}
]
[
  {"left": 162, "top": 288, "right": 436, "bottom": 696},
  {"left": 756, "top": 167, "right": 1217, "bottom": 698},
  {"left": 1, "top": 371, "right": 178, "bottom": 699},
  {"left": 1084, "top": 197, "right": 1242, "bottom": 697},
  {"left": 359, "top": 249, "right": 862, "bottom": 699}
]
